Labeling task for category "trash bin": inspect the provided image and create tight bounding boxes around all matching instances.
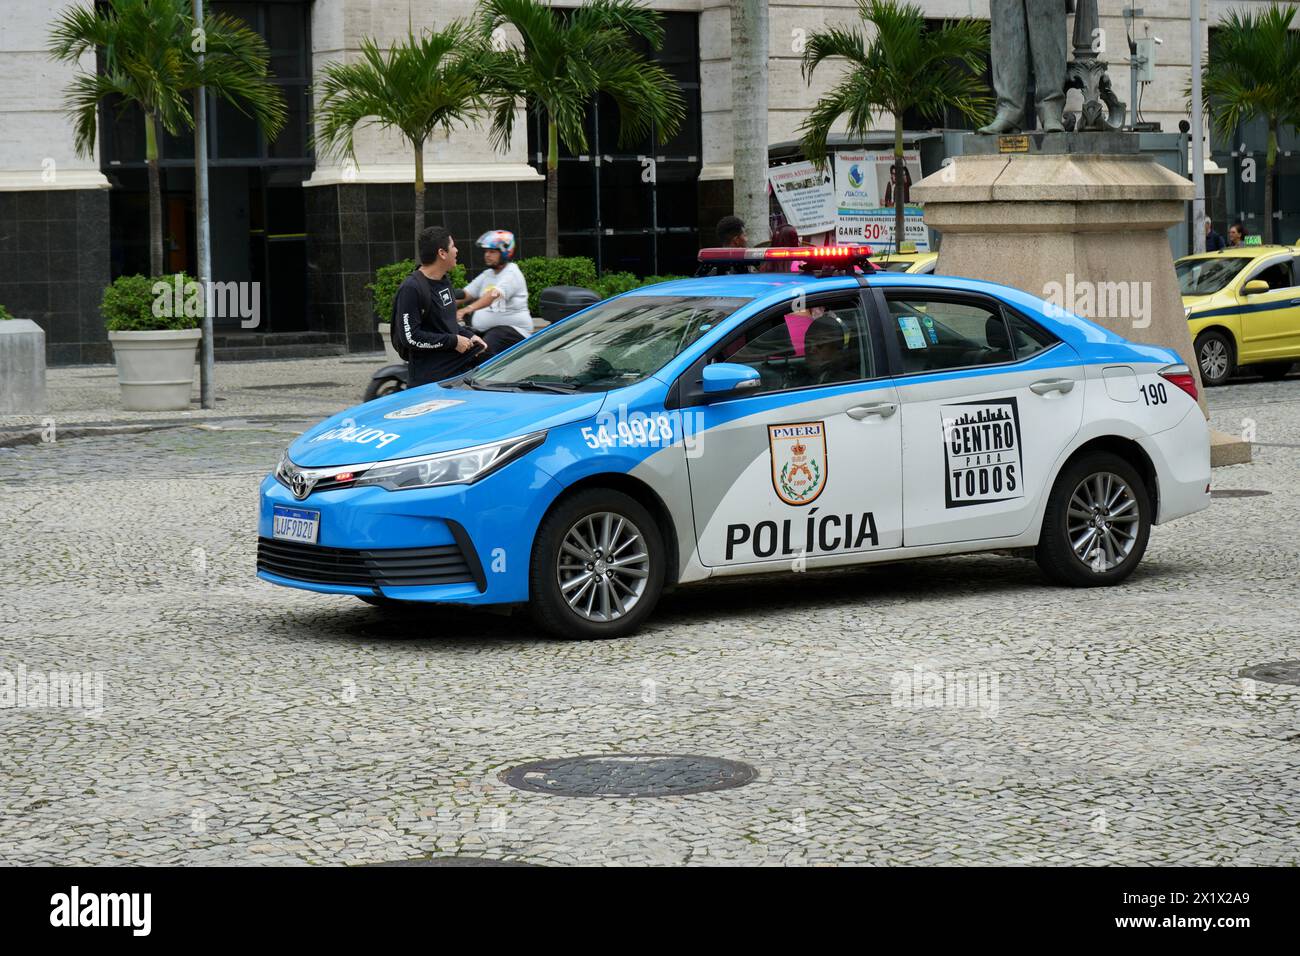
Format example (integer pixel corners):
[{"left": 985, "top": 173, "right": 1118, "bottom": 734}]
[{"left": 538, "top": 285, "right": 600, "bottom": 326}]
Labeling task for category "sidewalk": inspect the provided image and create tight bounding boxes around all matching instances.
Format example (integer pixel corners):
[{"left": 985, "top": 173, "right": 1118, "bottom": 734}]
[{"left": 0, "top": 354, "right": 388, "bottom": 446}]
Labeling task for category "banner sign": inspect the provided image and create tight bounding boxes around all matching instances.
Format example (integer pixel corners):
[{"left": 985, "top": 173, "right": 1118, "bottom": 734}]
[
  {"left": 832, "top": 149, "right": 928, "bottom": 251},
  {"left": 768, "top": 160, "right": 838, "bottom": 235}
]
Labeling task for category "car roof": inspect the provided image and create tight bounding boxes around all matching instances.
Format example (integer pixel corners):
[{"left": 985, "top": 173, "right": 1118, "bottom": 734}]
[
  {"left": 624, "top": 270, "right": 1134, "bottom": 353},
  {"left": 1178, "top": 245, "right": 1298, "bottom": 261}
]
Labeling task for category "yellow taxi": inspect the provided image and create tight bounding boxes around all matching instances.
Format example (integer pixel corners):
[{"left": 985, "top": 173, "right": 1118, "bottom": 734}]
[
  {"left": 1178, "top": 244, "right": 1300, "bottom": 386},
  {"left": 869, "top": 246, "right": 938, "bottom": 275}
]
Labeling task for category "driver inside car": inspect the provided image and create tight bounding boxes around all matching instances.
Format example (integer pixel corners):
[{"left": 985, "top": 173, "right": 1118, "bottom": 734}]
[{"left": 802, "top": 311, "right": 860, "bottom": 385}]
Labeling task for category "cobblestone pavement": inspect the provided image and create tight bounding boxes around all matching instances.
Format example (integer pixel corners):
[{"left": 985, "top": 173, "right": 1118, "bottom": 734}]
[{"left": 0, "top": 371, "right": 1297, "bottom": 866}]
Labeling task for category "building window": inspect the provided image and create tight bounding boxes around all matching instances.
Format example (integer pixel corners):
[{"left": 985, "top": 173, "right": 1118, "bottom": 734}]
[{"left": 526, "top": 11, "right": 703, "bottom": 277}]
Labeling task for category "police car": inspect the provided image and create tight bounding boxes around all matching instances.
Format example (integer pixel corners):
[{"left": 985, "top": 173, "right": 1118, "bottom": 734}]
[{"left": 259, "top": 246, "right": 1211, "bottom": 638}]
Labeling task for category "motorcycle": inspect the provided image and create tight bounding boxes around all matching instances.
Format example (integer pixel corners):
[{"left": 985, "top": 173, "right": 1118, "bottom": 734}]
[{"left": 364, "top": 362, "right": 408, "bottom": 402}]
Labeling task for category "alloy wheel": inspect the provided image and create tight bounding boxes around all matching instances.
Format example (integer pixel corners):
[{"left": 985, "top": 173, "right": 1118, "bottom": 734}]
[
  {"left": 1067, "top": 472, "right": 1140, "bottom": 572},
  {"left": 556, "top": 512, "right": 651, "bottom": 622}
]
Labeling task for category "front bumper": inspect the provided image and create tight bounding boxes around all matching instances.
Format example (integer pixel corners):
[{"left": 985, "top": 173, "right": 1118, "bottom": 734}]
[{"left": 256, "top": 455, "right": 565, "bottom": 605}]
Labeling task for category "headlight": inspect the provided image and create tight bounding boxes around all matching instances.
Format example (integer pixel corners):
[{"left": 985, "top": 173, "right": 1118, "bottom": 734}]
[{"left": 353, "top": 431, "right": 546, "bottom": 492}]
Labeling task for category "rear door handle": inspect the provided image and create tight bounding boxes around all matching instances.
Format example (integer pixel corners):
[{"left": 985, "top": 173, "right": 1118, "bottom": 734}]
[
  {"left": 1030, "top": 378, "right": 1075, "bottom": 396},
  {"left": 846, "top": 402, "right": 897, "bottom": 420}
]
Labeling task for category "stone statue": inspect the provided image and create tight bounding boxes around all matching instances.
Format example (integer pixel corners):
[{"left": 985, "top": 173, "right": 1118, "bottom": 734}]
[{"left": 979, "top": 0, "right": 1071, "bottom": 134}]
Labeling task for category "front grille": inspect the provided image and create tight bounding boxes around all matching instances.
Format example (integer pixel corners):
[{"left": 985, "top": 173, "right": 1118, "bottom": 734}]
[{"left": 257, "top": 538, "right": 476, "bottom": 589}]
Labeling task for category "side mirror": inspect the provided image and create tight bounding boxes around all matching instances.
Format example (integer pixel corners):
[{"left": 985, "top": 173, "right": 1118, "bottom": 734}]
[
  {"left": 1243, "top": 279, "right": 1270, "bottom": 296},
  {"left": 702, "top": 362, "right": 761, "bottom": 396}
]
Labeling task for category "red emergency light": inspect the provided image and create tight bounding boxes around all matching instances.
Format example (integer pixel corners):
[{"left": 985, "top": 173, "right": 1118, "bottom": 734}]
[{"left": 697, "top": 245, "right": 876, "bottom": 275}]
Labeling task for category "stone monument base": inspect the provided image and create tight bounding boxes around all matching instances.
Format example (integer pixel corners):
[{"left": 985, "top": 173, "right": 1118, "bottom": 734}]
[
  {"left": 0, "top": 318, "right": 47, "bottom": 415},
  {"left": 912, "top": 135, "right": 1249, "bottom": 466}
]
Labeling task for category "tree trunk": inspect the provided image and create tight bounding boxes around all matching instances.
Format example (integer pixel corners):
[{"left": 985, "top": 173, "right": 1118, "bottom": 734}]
[
  {"left": 546, "top": 119, "right": 559, "bottom": 258},
  {"left": 1264, "top": 120, "right": 1277, "bottom": 245},
  {"left": 414, "top": 139, "right": 426, "bottom": 257},
  {"left": 145, "top": 112, "right": 164, "bottom": 276},
  {"left": 730, "top": 0, "right": 769, "bottom": 244}
]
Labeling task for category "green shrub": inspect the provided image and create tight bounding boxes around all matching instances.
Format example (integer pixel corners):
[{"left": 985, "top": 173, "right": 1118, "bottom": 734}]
[
  {"left": 591, "top": 271, "right": 640, "bottom": 300},
  {"left": 0, "top": 303, "right": 13, "bottom": 320},
  {"left": 368, "top": 259, "right": 468, "bottom": 324},
  {"left": 516, "top": 256, "right": 599, "bottom": 313},
  {"left": 101, "top": 274, "right": 202, "bottom": 332}
]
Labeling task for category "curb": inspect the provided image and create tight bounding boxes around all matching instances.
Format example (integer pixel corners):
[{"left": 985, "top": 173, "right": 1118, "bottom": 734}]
[{"left": 0, "top": 413, "right": 310, "bottom": 449}]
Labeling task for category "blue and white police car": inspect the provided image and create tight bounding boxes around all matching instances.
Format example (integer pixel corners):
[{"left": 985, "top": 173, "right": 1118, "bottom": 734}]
[{"left": 259, "top": 246, "right": 1211, "bottom": 638}]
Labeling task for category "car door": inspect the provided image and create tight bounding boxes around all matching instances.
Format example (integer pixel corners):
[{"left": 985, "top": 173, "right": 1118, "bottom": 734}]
[
  {"left": 1237, "top": 256, "right": 1300, "bottom": 361},
  {"left": 679, "top": 289, "right": 903, "bottom": 569},
  {"left": 874, "top": 287, "right": 1086, "bottom": 547}
]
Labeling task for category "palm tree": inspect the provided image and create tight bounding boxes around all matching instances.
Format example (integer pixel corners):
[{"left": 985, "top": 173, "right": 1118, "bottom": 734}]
[
  {"left": 1196, "top": 3, "right": 1300, "bottom": 245},
  {"left": 799, "top": 0, "right": 990, "bottom": 252},
  {"left": 477, "top": 0, "right": 685, "bottom": 258},
  {"left": 49, "top": 0, "right": 286, "bottom": 277},
  {"left": 315, "top": 24, "right": 489, "bottom": 254}
]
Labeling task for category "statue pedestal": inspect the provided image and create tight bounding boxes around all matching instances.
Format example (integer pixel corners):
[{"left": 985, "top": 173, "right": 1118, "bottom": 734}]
[{"left": 912, "top": 140, "right": 1249, "bottom": 466}]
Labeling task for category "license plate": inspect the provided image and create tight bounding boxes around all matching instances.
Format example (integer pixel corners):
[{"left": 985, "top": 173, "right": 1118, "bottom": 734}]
[{"left": 272, "top": 505, "right": 320, "bottom": 544}]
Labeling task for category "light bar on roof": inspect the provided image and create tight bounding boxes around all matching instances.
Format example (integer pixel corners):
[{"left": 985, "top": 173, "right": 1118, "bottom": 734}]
[{"left": 698, "top": 245, "right": 874, "bottom": 263}]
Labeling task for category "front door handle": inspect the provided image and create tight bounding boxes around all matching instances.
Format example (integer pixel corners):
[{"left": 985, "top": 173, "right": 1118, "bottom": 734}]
[
  {"left": 846, "top": 402, "right": 897, "bottom": 420},
  {"left": 1030, "top": 378, "right": 1075, "bottom": 396}
]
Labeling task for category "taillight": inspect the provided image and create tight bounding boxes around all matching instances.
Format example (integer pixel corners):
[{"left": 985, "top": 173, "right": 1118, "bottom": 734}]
[{"left": 1159, "top": 363, "right": 1198, "bottom": 402}]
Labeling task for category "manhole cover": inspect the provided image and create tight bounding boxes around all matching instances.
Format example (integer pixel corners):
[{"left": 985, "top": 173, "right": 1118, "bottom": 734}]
[
  {"left": 1211, "top": 489, "right": 1271, "bottom": 498},
  {"left": 1239, "top": 661, "right": 1300, "bottom": 686},
  {"left": 502, "top": 754, "right": 757, "bottom": 797}
]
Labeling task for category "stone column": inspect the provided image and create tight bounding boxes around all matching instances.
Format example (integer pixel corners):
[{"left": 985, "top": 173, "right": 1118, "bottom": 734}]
[{"left": 913, "top": 133, "right": 1250, "bottom": 465}]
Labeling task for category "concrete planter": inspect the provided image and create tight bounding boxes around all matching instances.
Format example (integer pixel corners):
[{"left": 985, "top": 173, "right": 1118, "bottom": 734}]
[
  {"left": 376, "top": 322, "right": 401, "bottom": 364},
  {"left": 107, "top": 329, "right": 201, "bottom": 411},
  {"left": 0, "top": 319, "right": 48, "bottom": 414}
]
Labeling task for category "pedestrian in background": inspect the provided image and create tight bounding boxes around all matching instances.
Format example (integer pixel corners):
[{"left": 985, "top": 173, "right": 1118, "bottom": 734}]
[
  {"left": 392, "top": 226, "right": 487, "bottom": 388},
  {"left": 1205, "top": 218, "right": 1227, "bottom": 252}
]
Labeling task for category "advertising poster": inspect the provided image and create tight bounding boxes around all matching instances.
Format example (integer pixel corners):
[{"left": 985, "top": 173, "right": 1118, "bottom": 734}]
[
  {"left": 768, "top": 160, "right": 838, "bottom": 236},
  {"left": 833, "top": 149, "right": 928, "bottom": 251}
]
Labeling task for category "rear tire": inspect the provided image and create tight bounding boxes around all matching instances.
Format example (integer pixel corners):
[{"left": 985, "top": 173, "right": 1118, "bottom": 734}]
[
  {"left": 1256, "top": 361, "right": 1294, "bottom": 381},
  {"left": 1036, "top": 451, "right": 1151, "bottom": 587},
  {"left": 1194, "top": 330, "right": 1235, "bottom": 387},
  {"left": 529, "top": 489, "right": 666, "bottom": 639}
]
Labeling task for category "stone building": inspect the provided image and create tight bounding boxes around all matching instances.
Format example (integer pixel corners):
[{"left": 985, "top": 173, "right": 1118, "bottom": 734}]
[{"left": 0, "top": 0, "right": 1294, "bottom": 364}]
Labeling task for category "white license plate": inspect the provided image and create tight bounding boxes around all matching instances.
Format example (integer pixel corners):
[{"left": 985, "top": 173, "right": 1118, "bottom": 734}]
[{"left": 272, "top": 505, "right": 320, "bottom": 544}]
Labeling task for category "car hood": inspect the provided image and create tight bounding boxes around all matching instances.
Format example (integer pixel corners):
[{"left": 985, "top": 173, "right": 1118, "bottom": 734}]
[
  {"left": 1181, "top": 292, "right": 1228, "bottom": 313},
  {"left": 286, "top": 383, "right": 605, "bottom": 467}
]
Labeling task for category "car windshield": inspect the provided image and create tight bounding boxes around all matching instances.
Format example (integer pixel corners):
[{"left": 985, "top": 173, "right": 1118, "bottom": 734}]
[
  {"left": 873, "top": 260, "right": 913, "bottom": 272},
  {"left": 1177, "top": 257, "right": 1251, "bottom": 295},
  {"left": 464, "top": 295, "right": 747, "bottom": 392}
]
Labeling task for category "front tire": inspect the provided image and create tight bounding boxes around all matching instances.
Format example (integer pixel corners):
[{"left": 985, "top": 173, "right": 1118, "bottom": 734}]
[
  {"left": 1036, "top": 452, "right": 1151, "bottom": 587},
  {"left": 1195, "top": 330, "right": 1235, "bottom": 387},
  {"left": 529, "top": 489, "right": 666, "bottom": 639}
]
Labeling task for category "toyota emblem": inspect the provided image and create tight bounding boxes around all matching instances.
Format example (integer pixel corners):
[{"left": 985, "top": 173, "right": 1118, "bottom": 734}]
[{"left": 290, "top": 472, "right": 311, "bottom": 500}]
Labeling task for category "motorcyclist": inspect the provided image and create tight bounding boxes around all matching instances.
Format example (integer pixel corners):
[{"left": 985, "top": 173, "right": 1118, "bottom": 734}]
[{"left": 456, "top": 230, "right": 533, "bottom": 357}]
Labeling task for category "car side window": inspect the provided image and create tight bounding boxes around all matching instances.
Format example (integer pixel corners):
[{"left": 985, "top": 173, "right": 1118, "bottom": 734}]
[
  {"left": 1251, "top": 260, "right": 1294, "bottom": 291},
  {"left": 886, "top": 296, "right": 1016, "bottom": 374},
  {"left": 1004, "top": 308, "right": 1058, "bottom": 361},
  {"left": 714, "top": 295, "right": 872, "bottom": 395}
]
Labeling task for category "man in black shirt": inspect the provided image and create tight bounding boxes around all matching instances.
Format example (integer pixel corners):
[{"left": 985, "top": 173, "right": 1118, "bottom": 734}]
[{"left": 393, "top": 226, "right": 487, "bottom": 387}]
